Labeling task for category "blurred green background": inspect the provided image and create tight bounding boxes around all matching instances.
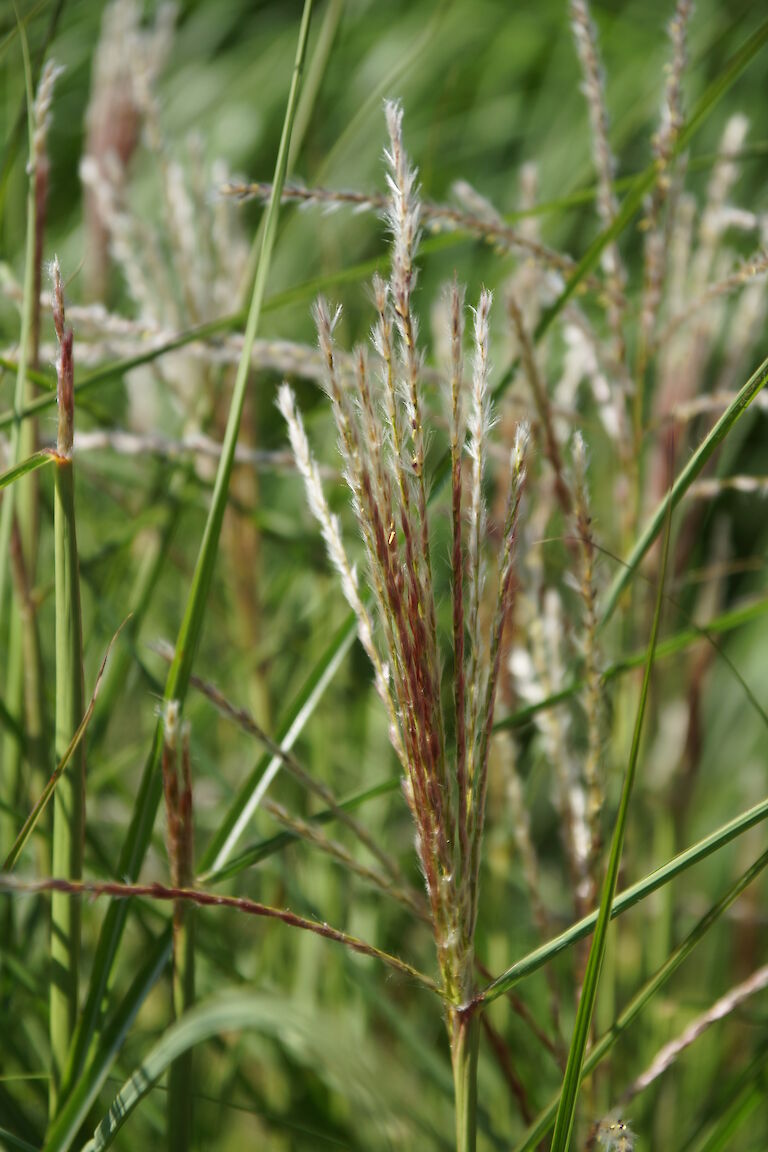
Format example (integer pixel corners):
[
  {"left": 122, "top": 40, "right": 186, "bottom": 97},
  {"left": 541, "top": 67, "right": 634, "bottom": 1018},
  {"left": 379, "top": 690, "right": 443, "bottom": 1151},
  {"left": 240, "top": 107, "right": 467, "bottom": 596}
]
[{"left": 2, "top": 1, "right": 768, "bottom": 1149}]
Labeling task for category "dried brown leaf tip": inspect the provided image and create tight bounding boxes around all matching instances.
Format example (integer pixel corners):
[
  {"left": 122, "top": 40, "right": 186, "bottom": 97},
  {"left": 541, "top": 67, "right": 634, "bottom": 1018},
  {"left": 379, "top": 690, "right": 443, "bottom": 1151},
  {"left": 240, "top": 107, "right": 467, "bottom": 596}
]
[{"left": 51, "top": 256, "right": 74, "bottom": 460}]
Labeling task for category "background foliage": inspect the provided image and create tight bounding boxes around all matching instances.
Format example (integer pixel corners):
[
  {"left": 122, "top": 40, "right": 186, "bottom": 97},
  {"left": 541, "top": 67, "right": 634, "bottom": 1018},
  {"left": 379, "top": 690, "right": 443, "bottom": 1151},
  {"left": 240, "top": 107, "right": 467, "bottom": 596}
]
[{"left": 1, "top": 0, "right": 768, "bottom": 1148}]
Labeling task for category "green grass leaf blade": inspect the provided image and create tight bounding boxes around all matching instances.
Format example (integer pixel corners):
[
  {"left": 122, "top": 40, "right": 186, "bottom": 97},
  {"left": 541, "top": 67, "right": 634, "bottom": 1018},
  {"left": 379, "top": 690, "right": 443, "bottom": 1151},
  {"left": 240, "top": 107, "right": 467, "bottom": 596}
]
[
  {"left": 0, "top": 1126, "right": 38, "bottom": 1152},
  {"left": 494, "top": 594, "right": 768, "bottom": 733},
  {"left": 0, "top": 449, "right": 54, "bottom": 491},
  {"left": 684, "top": 1054, "right": 767, "bottom": 1152},
  {"left": 0, "top": 3, "right": 36, "bottom": 655},
  {"left": 477, "top": 791, "right": 768, "bottom": 1005},
  {"left": 43, "top": 933, "right": 171, "bottom": 1152},
  {"left": 549, "top": 507, "right": 671, "bottom": 1152},
  {"left": 50, "top": 450, "right": 86, "bottom": 1113},
  {"left": 513, "top": 845, "right": 768, "bottom": 1152},
  {"left": 199, "top": 775, "right": 399, "bottom": 885},
  {"left": 56, "top": 0, "right": 314, "bottom": 1106},
  {"left": 601, "top": 353, "right": 768, "bottom": 625},
  {"left": 80, "top": 991, "right": 420, "bottom": 1152},
  {"left": 4, "top": 623, "right": 128, "bottom": 873},
  {"left": 159, "top": 0, "right": 313, "bottom": 715},
  {"left": 200, "top": 609, "right": 357, "bottom": 873}
]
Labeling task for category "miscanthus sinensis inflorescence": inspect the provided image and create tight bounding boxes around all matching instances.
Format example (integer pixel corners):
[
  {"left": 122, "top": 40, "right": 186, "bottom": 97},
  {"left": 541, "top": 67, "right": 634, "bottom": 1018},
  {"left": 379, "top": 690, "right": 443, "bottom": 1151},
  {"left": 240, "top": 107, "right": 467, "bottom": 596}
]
[{"left": 279, "top": 101, "right": 529, "bottom": 1009}]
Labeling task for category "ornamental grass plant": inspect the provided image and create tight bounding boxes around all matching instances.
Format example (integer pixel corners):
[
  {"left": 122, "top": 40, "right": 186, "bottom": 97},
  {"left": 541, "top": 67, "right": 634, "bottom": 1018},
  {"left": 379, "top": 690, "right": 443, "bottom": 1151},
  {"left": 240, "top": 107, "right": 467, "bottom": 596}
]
[{"left": 1, "top": 1, "right": 768, "bottom": 1150}]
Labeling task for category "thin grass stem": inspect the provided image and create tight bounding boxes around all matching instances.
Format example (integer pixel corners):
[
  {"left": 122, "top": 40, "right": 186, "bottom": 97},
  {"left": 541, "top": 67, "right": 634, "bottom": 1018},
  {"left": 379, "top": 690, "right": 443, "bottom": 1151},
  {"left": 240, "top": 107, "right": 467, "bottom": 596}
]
[
  {"left": 56, "top": 3, "right": 314, "bottom": 1106},
  {"left": 48, "top": 260, "right": 85, "bottom": 1116}
]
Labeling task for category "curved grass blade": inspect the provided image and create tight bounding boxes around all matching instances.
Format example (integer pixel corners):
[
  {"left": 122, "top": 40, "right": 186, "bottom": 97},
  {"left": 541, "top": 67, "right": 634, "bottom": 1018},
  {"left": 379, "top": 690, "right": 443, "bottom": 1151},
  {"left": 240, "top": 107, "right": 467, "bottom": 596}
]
[
  {"left": 0, "top": 4, "right": 36, "bottom": 649},
  {"left": 56, "top": 0, "right": 315, "bottom": 1105},
  {"left": 45, "top": 774, "right": 397, "bottom": 1149},
  {"left": 200, "top": 608, "right": 357, "bottom": 873},
  {"left": 0, "top": 449, "right": 54, "bottom": 491},
  {"left": 0, "top": 1127, "right": 38, "bottom": 1152},
  {"left": 4, "top": 620, "right": 129, "bottom": 871},
  {"left": 43, "top": 933, "right": 171, "bottom": 1152},
  {"left": 0, "top": 693, "right": 26, "bottom": 749},
  {"left": 512, "top": 845, "right": 768, "bottom": 1152},
  {"left": 684, "top": 1051, "right": 768, "bottom": 1152},
  {"left": 80, "top": 991, "right": 433, "bottom": 1152},
  {"left": 200, "top": 774, "right": 399, "bottom": 885},
  {"left": 601, "top": 353, "right": 768, "bottom": 625},
  {"left": 549, "top": 506, "right": 670, "bottom": 1152},
  {"left": 494, "top": 594, "right": 768, "bottom": 733},
  {"left": 476, "top": 790, "right": 768, "bottom": 1006}
]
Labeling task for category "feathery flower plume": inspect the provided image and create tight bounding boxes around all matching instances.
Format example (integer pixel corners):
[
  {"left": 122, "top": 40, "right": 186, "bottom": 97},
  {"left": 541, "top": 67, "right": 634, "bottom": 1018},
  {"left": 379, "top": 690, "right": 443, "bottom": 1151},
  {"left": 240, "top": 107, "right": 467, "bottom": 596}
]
[
  {"left": 570, "top": 0, "right": 628, "bottom": 371},
  {"left": 465, "top": 288, "right": 494, "bottom": 791},
  {"left": 280, "top": 106, "right": 530, "bottom": 1035},
  {"left": 572, "top": 432, "right": 603, "bottom": 880},
  {"left": 640, "top": 0, "right": 694, "bottom": 356}
]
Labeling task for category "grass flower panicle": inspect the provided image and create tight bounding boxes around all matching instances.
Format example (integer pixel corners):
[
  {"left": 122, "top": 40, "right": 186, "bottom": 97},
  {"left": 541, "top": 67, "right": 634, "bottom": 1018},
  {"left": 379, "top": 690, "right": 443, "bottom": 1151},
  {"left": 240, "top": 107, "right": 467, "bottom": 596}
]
[{"left": 281, "top": 102, "right": 531, "bottom": 1150}]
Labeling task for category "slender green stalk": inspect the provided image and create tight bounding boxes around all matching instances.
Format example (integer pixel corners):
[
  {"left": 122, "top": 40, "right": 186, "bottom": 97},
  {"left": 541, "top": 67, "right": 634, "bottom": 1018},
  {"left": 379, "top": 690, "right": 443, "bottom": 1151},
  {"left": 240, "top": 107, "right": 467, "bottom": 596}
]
[
  {"left": 1, "top": 612, "right": 23, "bottom": 863},
  {"left": 0, "top": 450, "right": 54, "bottom": 490},
  {"left": 162, "top": 713, "right": 195, "bottom": 1152},
  {"left": 513, "top": 845, "right": 768, "bottom": 1152},
  {"left": 549, "top": 505, "right": 671, "bottom": 1152},
  {"left": 87, "top": 497, "right": 180, "bottom": 750},
  {"left": 685, "top": 1053, "right": 767, "bottom": 1152},
  {"left": 0, "top": 11, "right": 36, "bottom": 863},
  {"left": 477, "top": 790, "right": 768, "bottom": 1006},
  {"left": 49, "top": 260, "right": 85, "bottom": 1116},
  {"left": 44, "top": 934, "right": 171, "bottom": 1152},
  {"left": 0, "top": 8, "right": 34, "bottom": 616},
  {"left": 4, "top": 622, "right": 127, "bottom": 873},
  {"left": 451, "top": 1012, "right": 480, "bottom": 1152},
  {"left": 56, "top": 0, "right": 314, "bottom": 1108},
  {"left": 601, "top": 352, "right": 768, "bottom": 625},
  {"left": 168, "top": 912, "right": 194, "bottom": 1150}
]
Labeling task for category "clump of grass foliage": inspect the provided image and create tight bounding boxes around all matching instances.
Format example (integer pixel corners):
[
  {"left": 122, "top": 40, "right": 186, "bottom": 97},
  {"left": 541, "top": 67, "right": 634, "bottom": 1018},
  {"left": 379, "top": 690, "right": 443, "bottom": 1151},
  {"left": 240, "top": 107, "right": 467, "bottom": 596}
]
[{"left": 1, "top": 0, "right": 768, "bottom": 1149}]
